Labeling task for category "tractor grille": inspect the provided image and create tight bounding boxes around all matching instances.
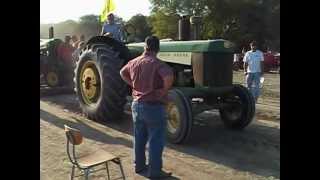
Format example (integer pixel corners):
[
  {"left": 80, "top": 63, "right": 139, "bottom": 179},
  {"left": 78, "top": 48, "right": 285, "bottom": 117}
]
[{"left": 192, "top": 52, "right": 233, "bottom": 87}]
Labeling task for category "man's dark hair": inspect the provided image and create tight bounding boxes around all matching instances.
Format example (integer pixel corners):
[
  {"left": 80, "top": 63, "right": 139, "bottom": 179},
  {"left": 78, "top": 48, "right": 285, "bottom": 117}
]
[
  {"left": 107, "top": 13, "right": 114, "bottom": 17},
  {"left": 65, "top": 35, "right": 71, "bottom": 43},
  {"left": 71, "top": 35, "right": 78, "bottom": 40},
  {"left": 145, "top": 36, "right": 160, "bottom": 53},
  {"left": 250, "top": 40, "right": 257, "bottom": 46},
  {"left": 80, "top": 35, "right": 85, "bottom": 41}
]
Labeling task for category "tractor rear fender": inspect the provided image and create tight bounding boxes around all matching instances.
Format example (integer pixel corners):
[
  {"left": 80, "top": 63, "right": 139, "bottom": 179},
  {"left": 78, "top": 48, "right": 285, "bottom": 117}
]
[{"left": 86, "top": 36, "right": 130, "bottom": 63}]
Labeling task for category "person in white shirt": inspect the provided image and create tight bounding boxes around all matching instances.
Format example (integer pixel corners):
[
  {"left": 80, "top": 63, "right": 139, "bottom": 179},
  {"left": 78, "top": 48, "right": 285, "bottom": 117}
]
[
  {"left": 233, "top": 53, "right": 239, "bottom": 63},
  {"left": 243, "top": 41, "right": 264, "bottom": 102}
]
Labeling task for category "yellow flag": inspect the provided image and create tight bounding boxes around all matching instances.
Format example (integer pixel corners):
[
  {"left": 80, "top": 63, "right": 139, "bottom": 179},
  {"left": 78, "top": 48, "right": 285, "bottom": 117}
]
[{"left": 100, "top": 0, "right": 116, "bottom": 23}]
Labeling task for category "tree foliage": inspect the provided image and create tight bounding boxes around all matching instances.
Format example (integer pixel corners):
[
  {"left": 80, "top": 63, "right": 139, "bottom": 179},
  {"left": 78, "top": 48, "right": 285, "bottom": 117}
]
[
  {"left": 148, "top": 10, "right": 180, "bottom": 39},
  {"left": 40, "top": 0, "right": 279, "bottom": 51},
  {"left": 149, "top": 0, "right": 280, "bottom": 51},
  {"left": 127, "top": 14, "right": 152, "bottom": 42},
  {"left": 75, "top": 15, "right": 101, "bottom": 39}
]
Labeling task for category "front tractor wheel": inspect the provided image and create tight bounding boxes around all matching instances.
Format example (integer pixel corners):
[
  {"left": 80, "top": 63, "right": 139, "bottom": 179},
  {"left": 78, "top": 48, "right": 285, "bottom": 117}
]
[
  {"left": 166, "top": 89, "right": 193, "bottom": 144},
  {"left": 74, "top": 43, "right": 128, "bottom": 122},
  {"left": 219, "top": 84, "right": 255, "bottom": 129}
]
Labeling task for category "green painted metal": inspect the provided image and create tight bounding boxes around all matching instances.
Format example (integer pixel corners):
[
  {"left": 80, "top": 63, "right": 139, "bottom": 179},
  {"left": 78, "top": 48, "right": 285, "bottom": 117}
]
[
  {"left": 127, "top": 39, "right": 234, "bottom": 53},
  {"left": 40, "top": 38, "right": 62, "bottom": 49},
  {"left": 157, "top": 52, "right": 192, "bottom": 65},
  {"left": 40, "top": 39, "right": 53, "bottom": 50}
]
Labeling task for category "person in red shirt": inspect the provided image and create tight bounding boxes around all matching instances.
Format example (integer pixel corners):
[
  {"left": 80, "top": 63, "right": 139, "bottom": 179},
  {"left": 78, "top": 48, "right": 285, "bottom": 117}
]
[
  {"left": 57, "top": 36, "right": 74, "bottom": 65},
  {"left": 120, "top": 36, "right": 174, "bottom": 178},
  {"left": 56, "top": 36, "right": 76, "bottom": 86}
]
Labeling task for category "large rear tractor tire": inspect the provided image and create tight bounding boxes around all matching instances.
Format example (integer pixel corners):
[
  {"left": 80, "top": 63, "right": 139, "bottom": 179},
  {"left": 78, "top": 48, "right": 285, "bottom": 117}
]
[
  {"left": 166, "top": 89, "right": 193, "bottom": 144},
  {"left": 74, "top": 43, "right": 128, "bottom": 122},
  {"left": 219, "top": 84, "right": 255, "bottom": 129}
]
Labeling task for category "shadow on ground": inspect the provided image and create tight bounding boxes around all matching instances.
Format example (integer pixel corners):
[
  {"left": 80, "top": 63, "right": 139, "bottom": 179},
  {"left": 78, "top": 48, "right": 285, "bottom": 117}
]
[
  {"left": 41, "top": 94, "right": 280, "bottom": 179},
  {"left": 40, "top": 109, "right": 132, "bottom": 149}
]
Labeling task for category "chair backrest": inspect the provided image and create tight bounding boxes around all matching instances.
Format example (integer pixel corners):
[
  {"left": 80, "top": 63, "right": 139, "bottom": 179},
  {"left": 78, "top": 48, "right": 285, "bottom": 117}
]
[
  {"left": 64, "top": 125, "right": 83, "bottom": 145},
  {"left": 64, "top": 125, "right": 84, "bottom": 167}
]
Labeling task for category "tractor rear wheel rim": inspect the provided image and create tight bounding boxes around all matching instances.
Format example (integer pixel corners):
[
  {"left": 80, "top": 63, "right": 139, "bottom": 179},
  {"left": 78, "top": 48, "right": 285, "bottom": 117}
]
[
  {"left": 166, "top": 102, "right": 181, "bottom": 134},
  {"left": 80, "top": 61, "right": 101, "bottom": 105}
]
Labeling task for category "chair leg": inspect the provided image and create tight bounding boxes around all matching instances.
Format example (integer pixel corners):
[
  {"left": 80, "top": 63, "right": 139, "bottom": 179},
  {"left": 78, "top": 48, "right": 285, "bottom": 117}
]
[
  {"left": 70, "top": 165, "right": 75, "bottom": 180},
  {"left": 118, "top": 159, "right": 125, "bottom": 180},
  {"left": 84, "top": 169, "right": 90, "bottom": 180},
  {"left": 106, "top": 162, "right": 110, "bottom": 180}
]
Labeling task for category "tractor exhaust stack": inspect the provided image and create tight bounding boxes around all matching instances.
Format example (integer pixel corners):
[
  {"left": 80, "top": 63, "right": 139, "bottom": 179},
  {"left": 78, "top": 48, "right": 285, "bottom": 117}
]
[
  {"left": 178, "top": 15, "right": 191, "bottom": 41},
  {"left": 49, "top": 26, "right": 54, "bottom": 39},
  {"left": 190, "top": 16, "right": 202, "bottom": 40}
]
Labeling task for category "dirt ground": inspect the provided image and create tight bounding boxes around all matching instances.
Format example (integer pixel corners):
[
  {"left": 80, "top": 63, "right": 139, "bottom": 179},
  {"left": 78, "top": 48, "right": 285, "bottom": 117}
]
[{"left": 40, "top": 71, "right": 280, "bottom": 180}]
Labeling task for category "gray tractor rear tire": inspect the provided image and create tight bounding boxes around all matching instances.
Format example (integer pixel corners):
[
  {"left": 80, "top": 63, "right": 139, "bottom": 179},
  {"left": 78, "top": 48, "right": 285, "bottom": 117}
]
[{"left": 74, "top": 43, "right": 128, "bottom": 121}]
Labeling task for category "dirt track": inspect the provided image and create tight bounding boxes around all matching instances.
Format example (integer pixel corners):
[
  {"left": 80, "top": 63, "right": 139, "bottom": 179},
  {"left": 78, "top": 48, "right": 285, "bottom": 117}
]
[
  {"left": 40, "top": 90, "right": 279, "bottom": 180},
  {"left": 40, "top": 69, "right": 280, "bottom": 180}
]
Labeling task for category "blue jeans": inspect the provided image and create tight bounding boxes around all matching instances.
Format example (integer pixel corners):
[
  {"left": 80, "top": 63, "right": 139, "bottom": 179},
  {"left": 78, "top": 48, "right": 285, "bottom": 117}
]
[
  {"left": 246, "top": 72, "right": 261, "bottom": 102},
  {"left": 131, "top": 101, "right": 166, "bottom": 177}
]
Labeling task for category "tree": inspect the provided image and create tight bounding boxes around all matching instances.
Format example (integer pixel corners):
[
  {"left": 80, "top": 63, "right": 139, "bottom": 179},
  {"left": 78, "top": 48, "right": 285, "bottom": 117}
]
[
  {"left": 148, "top": 10, "right": 180, "bottom": 39},
  {"left": 127, "top": 14, "right": 152, "bottom": 42},
  {"left": 149, "top": 0, "right": 280, "bottom": 51},
  {"left": 150, "top": 0, "right": 209, "bottom": 15},
  {"left": 75, "top": 15, "right": 101, "bottom": 38},
  {"left": 53, "top": 20, "right": 78, "bottom": 39}
]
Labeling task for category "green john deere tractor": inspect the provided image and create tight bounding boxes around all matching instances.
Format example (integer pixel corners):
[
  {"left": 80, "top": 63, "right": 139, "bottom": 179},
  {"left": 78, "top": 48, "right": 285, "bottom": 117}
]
[
  {"left": 40, "top": 27, "right": 74, "bottom": 87},
  {"left": 74, "top": 16, "right": 255, "bottom": 144}
]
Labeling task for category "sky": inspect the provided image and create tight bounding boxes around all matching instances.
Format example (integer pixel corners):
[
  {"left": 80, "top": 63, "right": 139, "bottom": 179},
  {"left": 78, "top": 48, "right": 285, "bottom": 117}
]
[{"left": 40, "top": 0, "right": 152, "bottom": 24}]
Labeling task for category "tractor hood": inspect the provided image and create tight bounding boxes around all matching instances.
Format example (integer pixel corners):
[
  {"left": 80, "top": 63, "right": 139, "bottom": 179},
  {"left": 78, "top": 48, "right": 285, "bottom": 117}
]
[
  {"left": 40, "top": 39, "right": 52, "bottom": 50},
  {"left": 127, "top": 39, "right": 235, "bottom": 53},
  {"left": 40, "top": 38, "right": 62, "bottom": 51}
]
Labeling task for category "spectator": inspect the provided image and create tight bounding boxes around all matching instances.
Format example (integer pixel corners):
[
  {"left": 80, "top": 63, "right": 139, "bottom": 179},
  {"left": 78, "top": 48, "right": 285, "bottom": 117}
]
[
  {"left": 72, "top": 41, "right": 85, "bottom": 64},
  {"left": 71, "top": 35, "right": 79, "bottom": 49},
  {"left": 80, "top": 34, "right": 85, "bottom": 42},
  {"left": 57, "top": 36, "right": 74, "bottom": 64},
  {"left": 243, "top": 41, "right": 264, "bottom": 102},
  {"left": 120, "top": 36, "right": 174, "bottom": 179},
  {"left": 56, "top": 35, "right": 75, "bottom": 86}
]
